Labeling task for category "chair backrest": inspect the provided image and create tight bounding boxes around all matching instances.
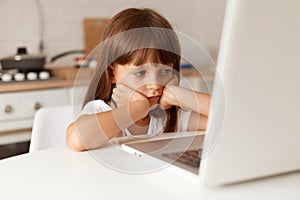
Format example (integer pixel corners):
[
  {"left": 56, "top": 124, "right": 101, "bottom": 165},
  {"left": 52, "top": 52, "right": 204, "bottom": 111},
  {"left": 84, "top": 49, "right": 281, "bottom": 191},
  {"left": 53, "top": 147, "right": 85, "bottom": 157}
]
[{"left": 29, "top": 105, "right": 74, "bottom": 153}]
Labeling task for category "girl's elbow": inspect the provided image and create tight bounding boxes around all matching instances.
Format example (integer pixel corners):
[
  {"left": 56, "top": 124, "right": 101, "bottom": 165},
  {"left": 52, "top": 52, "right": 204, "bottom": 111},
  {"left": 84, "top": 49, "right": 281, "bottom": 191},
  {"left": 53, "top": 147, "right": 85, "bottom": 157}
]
[{"left": 66, "top": 123, "right": 86, "bottom": 152}]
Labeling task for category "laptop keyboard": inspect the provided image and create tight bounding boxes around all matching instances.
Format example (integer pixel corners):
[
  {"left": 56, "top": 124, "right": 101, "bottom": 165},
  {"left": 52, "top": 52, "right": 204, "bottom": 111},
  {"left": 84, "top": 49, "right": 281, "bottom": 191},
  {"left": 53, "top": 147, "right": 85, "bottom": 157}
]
[{"left": 162, "top": 149, "right": 202, "bottom": 168}]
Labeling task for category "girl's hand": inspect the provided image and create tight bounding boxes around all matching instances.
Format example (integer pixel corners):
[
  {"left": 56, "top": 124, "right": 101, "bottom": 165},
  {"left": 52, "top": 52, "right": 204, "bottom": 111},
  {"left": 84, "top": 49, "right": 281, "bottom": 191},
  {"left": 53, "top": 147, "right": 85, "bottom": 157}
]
[
  {"left": 159, "top": 75, "right": 180, "bottom": 110},
  {"left": 112, "top": 83, "right": 149, "bottom": 108},
  {"left": 160, "top": 75, "right": 211, "bottom": 116}
]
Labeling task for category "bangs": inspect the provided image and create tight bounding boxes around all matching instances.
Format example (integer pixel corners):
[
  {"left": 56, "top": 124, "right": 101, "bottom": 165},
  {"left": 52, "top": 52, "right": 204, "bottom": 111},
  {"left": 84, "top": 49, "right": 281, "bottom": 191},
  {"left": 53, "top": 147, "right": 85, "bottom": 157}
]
[
  {"left": 105, "top": 27, "right": 180, "bottom": 69},
  {"left": 114, "top": 48, "right": 180, "bottom": 68}
]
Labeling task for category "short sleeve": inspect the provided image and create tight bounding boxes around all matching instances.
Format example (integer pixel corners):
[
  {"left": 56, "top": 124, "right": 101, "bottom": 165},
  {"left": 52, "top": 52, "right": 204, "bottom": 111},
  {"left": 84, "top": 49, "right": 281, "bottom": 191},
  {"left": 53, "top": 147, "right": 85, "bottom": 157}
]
[{"left": 79, "top": 100, "right": 112, "bottom": 116}]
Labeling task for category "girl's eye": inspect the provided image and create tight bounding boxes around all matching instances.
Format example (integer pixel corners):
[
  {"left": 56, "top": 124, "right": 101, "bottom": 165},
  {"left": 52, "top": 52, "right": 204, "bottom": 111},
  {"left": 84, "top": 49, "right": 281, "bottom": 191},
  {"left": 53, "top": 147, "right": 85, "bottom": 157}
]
[
  {"left": 160, "top": 68, "right": 173, "bottom": 75},
  {"left": 133, "top": 70, "right": 146, "bottom": 77}
]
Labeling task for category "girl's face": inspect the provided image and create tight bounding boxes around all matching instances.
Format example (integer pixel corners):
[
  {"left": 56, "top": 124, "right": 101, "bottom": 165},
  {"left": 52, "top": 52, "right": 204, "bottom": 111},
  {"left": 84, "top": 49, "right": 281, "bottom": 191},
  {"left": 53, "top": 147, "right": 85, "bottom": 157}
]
[{"left": 112, "top": 62, "right": 175, "bottom": 105}]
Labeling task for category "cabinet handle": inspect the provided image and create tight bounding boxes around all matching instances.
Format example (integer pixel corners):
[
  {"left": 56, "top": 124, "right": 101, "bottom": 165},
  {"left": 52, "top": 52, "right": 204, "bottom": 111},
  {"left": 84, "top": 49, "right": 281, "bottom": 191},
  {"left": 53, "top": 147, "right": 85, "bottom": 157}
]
[
  {"left": 34, "top": 102, "right": 42, "bottom": 111},
  {"left": 4, "top": 105, "right": 13, "bottom": 113}
]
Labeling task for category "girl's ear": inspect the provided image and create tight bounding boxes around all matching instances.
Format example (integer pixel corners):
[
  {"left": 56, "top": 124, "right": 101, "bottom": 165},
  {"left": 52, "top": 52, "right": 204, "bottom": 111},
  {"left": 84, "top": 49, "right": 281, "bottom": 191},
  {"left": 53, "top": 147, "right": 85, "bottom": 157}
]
[{"left": 108, "top": 65, "right": 116, "bottom": 83}]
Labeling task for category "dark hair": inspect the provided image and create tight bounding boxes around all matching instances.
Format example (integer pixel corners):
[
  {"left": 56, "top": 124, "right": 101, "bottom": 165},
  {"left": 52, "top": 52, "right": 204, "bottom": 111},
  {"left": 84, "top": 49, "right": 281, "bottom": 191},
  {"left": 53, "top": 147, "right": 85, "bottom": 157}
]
[{"left": 83, "top": 8, "right": 181, "bottom": 133}]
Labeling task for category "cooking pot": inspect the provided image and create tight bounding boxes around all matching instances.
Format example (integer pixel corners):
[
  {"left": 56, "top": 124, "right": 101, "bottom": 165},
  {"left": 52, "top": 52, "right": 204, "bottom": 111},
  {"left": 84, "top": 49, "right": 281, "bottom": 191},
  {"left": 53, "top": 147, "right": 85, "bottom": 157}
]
[{"left": 0, "top": 47, "right": 45, "bottom": 72}]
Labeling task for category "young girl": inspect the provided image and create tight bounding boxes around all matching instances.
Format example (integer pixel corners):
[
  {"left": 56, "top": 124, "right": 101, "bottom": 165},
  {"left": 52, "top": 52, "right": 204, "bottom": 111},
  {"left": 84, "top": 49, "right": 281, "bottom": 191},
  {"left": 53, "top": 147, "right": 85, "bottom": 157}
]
[{"left": 66, "top": 8, "right": 211, "bottom": 151}]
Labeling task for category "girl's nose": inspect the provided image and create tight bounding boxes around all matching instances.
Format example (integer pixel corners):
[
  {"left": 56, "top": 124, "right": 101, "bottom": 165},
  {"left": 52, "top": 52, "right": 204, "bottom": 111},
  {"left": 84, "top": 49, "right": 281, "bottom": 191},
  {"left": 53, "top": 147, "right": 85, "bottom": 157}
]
[
  {"left": 145, "top": 73, "right": 163, "bottom": 89},
  {"left": 145, "top": 81, "right": 162, "bottom": 96},
  {"left": 145, "top": 82, "right": 161, "bottom": 90}
]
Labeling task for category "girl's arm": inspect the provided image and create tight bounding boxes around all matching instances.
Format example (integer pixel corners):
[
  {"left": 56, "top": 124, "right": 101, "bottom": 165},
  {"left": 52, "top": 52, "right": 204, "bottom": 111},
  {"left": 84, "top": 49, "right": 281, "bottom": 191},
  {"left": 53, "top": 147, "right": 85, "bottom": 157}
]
[
  {"left": 160, "top": 85, "right": 211, "bottom": 116},
  {"left": 160, "top": 85, "right": 211, "bottom": 131},
  {"left": 66, "top": 100, "right": 149, "bottom": 152}
]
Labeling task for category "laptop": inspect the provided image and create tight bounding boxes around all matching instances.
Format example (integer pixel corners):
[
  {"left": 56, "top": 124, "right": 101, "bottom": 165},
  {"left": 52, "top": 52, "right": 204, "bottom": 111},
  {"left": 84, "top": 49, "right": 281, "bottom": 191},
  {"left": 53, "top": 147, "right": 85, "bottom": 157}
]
[{"left": 122, "top": 0, "right": 300, "bottom": 186}]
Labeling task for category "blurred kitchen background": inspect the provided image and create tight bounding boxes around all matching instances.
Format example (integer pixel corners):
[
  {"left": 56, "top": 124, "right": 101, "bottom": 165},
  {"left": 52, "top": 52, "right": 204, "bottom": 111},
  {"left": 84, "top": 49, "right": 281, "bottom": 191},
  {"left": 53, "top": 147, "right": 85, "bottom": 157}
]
[{"left": 0, "top": 0, "right": 226, "bottom": 159}]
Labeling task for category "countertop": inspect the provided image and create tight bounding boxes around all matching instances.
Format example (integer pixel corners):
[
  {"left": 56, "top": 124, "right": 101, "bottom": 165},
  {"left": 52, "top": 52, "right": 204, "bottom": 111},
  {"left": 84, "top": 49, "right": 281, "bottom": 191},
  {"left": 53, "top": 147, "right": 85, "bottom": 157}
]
[{"left": 0, "top": 66, "right": 93, "bottom": 93}]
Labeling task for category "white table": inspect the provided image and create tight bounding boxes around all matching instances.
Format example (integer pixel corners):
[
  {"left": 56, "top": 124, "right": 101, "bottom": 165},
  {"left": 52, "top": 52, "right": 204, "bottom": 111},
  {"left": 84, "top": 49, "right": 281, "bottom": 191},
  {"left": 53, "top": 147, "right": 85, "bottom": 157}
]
[{"left": 1, "top": 145, "right": 300, "bottom": 200}]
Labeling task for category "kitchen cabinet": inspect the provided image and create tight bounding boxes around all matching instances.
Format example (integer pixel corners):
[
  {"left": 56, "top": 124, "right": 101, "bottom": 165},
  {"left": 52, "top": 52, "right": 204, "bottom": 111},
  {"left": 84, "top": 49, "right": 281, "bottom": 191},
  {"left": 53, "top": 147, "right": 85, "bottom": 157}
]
[
  {"left": 0, "top": 88, "right": 69, "bottom": 132},
  {"left": 0, "top": 88, "right": 73, "bottom": 146},
  {"left": 0, "top": 66, "right": 91, "bottom": 159},
  {"left": 0, "top": 67, "right": 91, "bottom": 147}
]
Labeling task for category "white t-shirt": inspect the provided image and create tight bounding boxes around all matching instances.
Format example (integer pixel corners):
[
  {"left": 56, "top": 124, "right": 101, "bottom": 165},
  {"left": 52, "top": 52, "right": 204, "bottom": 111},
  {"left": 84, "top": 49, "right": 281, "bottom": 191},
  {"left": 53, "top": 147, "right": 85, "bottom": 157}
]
[{"left": 79, "top": 100, "right": 192, "bottom": 136}]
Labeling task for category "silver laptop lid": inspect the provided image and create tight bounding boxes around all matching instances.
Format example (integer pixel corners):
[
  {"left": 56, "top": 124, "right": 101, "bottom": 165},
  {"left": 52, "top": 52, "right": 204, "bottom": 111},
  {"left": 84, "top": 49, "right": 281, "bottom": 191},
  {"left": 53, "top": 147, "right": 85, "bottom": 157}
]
[{"left": 200, "top": 0, "right": 300, "bottom": 185}]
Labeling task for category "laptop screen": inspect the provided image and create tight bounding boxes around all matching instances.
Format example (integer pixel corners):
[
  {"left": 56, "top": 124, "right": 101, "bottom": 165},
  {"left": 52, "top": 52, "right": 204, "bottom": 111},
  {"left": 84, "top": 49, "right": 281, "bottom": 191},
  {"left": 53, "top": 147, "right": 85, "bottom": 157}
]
[{"left": 200, "top": 0, "right": 300, "bottom": 185}]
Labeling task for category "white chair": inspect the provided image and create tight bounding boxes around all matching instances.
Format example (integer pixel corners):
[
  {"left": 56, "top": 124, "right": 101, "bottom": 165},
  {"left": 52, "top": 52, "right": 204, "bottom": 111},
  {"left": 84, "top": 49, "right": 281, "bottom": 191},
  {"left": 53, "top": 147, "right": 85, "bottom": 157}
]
[{"left": 29, "top": 105, "right": 74, "bottom": 153}]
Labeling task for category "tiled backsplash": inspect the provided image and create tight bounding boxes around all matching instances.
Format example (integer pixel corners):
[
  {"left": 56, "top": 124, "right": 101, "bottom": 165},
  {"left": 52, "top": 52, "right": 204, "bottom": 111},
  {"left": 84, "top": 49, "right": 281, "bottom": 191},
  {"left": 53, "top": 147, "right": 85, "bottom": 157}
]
[{"left": 0, "top": 0, "right": 225, "bottom": 66}]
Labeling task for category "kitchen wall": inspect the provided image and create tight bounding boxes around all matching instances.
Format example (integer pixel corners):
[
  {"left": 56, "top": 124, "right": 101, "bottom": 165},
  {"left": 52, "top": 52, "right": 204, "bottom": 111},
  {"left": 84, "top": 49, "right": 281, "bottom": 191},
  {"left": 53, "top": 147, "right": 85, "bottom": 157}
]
[{"left": 0, "top": 0, "right": 226, "bottom": 66}]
